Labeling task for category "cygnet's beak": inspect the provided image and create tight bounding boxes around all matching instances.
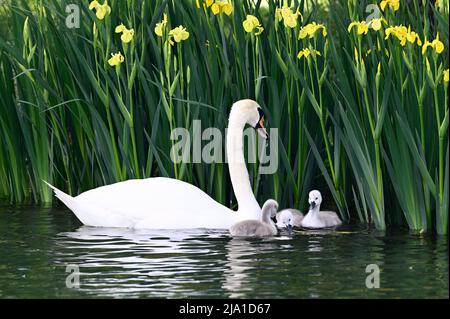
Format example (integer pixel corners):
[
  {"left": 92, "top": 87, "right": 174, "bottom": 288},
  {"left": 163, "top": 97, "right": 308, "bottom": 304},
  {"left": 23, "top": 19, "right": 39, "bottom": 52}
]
[
  {"left": 287, "top": 224, "right": 293, "bottom": 232},
  {"left": 309, "top": 201, "right": 316, "bottom": 210}
]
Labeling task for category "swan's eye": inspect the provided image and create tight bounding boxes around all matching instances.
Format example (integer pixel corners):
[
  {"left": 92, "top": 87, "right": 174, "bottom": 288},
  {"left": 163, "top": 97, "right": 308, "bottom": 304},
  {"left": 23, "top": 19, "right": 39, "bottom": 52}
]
[{"left": 315, "top": 197, "right": 318, "bottom": 200}]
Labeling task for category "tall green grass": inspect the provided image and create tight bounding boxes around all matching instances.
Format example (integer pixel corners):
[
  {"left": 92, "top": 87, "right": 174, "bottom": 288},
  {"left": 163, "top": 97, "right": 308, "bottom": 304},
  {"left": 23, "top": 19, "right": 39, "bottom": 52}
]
[{"left": 0, "top": 0, "right": 448, "bottom": 234}]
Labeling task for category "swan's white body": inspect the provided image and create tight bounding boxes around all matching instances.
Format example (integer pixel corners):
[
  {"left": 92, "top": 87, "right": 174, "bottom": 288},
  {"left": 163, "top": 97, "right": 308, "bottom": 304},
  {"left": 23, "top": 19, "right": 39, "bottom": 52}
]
[
  {"left": 46, "top": 99, "right": 267, "bottom": 229},
  {"left": 47, "top": 178, "right": 235, "bottom": 229}
]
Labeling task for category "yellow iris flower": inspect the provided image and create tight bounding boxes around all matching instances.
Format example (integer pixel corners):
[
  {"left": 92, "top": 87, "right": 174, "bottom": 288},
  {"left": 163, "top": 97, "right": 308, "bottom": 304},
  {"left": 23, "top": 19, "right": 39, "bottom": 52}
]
[
  {"left": 348, "top": 21, "right": 369, "bottom": 35},
  {"left": 422, "top": 33, "right": 444, "bottom": 55},
  {"left": 380, "top": 0, "right": 400, "bottom": 11},
  {"left": 121, "top": 28, "right": 134, "bottom": 44},
  {"left": 89, "top": 0, "right": 111, "bottom": 20},
  {"left": 115, "top": 24, "right": 134, "bottom": 43},
  {"left": 275, "top": 6, "right": 301, "bottom": 29},
  {"left": 243, "top": 15, "right": 264, "bottom": 35},
  {"left": 298, "top": 22, "right": 327, "bottom": 39},
  {"left": 385, "top": 25, "right": 422, "bottom": 47},
  {"left": 444, "top": 69, "right": 449, "bottom": 83},
  {"left": 211, "top": 1, "right": 233, "bottom": 16},
  {"left": 154, "top": 14, "right": 168, "bottom": 37},
  {"left": 405, "top": 26, "right": 422, "bottom": 46},
  {"left": 108, "top": 52, "right": 124, "bottom": 66},
  {"left": 211, "top": 3, "right": 220, "bottom": 14},
  {"left": 297, "top": 48, "right": 321, "bottom": 59},
  {"left": 169, "top": 26, "right": 190, "bottom": 43},
  {"left": 369, "top": 18, "right": 383, "bottom": 31}
]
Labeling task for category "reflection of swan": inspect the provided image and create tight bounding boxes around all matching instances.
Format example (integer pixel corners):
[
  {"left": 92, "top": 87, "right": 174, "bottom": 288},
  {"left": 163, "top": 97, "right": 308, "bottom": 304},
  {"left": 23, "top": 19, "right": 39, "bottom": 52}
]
[
  {"left": 301, "top": 190, "right": 342, "bottom": 229},
  {"left": 45, "top": 99, "right": 269, "bottom": 229},
  {"left": 222, "top": 238, "right": 278, "bottom": 298},
  {"left": 55, "top": 226, "right": 230, "bottom": 298},
  {"left": 229, "top": 199, "right": 278, "bottom": 237}
]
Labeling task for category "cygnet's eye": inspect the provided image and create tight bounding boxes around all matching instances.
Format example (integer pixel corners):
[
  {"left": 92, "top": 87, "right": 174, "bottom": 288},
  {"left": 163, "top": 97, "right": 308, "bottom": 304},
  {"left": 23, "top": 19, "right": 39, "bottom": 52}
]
[{"left": 315, "top": 197, "right": 318, "bottom": 200}]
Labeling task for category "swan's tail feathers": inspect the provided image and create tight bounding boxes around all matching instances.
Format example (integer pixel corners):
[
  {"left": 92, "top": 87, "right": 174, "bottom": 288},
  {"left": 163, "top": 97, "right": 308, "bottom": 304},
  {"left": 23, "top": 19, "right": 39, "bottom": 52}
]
[{"left": 43, "top": 181, "right": 79, "bottom": 213}]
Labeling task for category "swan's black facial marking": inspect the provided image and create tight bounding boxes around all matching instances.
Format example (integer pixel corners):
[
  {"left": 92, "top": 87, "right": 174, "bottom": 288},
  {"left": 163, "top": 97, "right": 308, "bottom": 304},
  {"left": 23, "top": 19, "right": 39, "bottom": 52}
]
[
  {"left": 271, "top": 216, "right": 277, "bottom": 223},
  {"left": 255, "top": 107, "right": 269, "bottom": 143},
  {"left": 255, "top": 107, "right": 265, "bottom": 129}
]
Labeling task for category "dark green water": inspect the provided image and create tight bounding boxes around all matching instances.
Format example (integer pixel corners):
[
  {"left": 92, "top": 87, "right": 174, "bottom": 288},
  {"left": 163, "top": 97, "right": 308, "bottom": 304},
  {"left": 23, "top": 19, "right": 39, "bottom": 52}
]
[{"left": 0, "top": 206, "right": 448, "bottom": 298}]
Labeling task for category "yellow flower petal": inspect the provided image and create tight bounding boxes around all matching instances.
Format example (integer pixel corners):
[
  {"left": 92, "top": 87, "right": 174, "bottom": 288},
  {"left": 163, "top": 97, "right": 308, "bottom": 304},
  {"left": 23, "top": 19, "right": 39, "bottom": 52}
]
[
  {"left": 222, "top": 3, "right": 233, "bottom": 16},
  {"left": 348, "top": 22, "right": 358, "bottom": 33},
  {"left": 243, "top": 15, "right": 262, "bottom": 34},
  {"left": 121, "top": 28, "right": 134, "bottom": 43},
  {"left": 357, "top": 22, "right": 368, "bottom": 35},
  {"left": 154, "top": 14, "right": 168, "bottom": 37},
  {"left": 444, "top": 69, "right": 449, "bottom": 83},
  {"left": 169, "top": 25, "right": 190, "bottom": 43},
  {"left": 89, "top": 1, "right": 99, "bottom": 10},
  {"left": 255, "top": 26, "right": 264, "bottom": 36},
  {"left": 211, "top": 3, "right": 220, "bottom": 15},
  {"left": 433, "top": 33, "right": 444, "bottom": 54},
  {"left": 205, "top": 0, "right": 213, "bottom": 7},
  {"left": 108, "top": 52, "right": 124, "bottom": 66},
  {"left": 284, "top": 14, "right": 297, "bottom": 28},
  {"left": 94, "top": 1, "right": 111, "bottom": 20},
  {"left": 371, "top": 19, "right": 382, "bottom": 31},
  {"left": 243, "top": 19, "right": 254, "bottom": 33},
  {"left": 115, "top": 24, "right": 126, "bottom": 33},
  {"left": 422, "top": 40, "right": 432, "bottom": 55},
  {"left": 381, "top": 0, "right": 400, "bottom": 12},
  {"left": 434, "top": 40, "right": 444, "bottom": 54},
  {"left": 299, "top": 28, "right": 308, "bottom": 39}
]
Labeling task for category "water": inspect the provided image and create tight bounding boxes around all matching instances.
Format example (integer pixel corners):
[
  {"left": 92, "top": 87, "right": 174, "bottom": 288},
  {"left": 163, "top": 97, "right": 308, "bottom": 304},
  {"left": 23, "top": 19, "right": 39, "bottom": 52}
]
[{"left": 0, "top": 206, "right": 448, "bottom": 298}]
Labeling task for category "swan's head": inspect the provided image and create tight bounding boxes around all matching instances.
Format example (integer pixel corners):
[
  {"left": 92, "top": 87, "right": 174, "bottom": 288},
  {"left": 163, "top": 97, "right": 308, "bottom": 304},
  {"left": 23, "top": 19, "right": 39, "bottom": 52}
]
[
  {"left": 230, "top": 99, "right": 268, "bottom": 139},
  {"left": 261, "top": 199, "right": 278, "bottom": 219},
  {"left": 276, "top": 210, "right": 294, "bottom": 231},
  {"left": 308, "top": 190, "right": 322, "bottom": 210}
]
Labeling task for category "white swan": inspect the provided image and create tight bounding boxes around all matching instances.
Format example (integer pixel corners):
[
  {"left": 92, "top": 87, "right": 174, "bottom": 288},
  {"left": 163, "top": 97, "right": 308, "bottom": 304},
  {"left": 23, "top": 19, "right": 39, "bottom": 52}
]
[
  {"left": 229, "top": 199, "right": 278, "bottom": 237},
  {"left": 276, "top": 208, "right": 304, "bottom": 228},
  {"left": 301, "top": 190, "right": 342, "bottom": 229},
  {"left": 45, "top": 99, "right": 269, "bottom": 229}
]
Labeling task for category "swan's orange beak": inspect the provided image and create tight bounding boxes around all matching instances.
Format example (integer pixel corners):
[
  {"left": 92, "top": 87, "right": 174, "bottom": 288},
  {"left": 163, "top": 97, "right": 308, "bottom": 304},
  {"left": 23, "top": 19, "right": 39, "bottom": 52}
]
[{"left": 255, "top": 115, "right": 268, "bottom": 140}]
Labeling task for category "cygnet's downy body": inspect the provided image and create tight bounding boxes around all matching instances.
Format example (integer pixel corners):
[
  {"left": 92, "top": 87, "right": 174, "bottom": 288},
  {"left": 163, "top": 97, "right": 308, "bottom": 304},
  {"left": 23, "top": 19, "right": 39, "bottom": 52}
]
[
  {"left": 276, "top": 209, "right": 304, "bottom": 228},
  {"left": 301, "top": 190, "right": 342, "bottom": 229},
  {"left": 229, "top": 199, "right": 279, "bottom": 237}
]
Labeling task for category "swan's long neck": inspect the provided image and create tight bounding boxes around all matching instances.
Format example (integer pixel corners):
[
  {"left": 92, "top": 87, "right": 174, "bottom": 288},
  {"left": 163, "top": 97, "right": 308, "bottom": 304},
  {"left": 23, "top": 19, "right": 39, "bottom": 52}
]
[
  {"left": 261, "top": 207, "right": 272, "bottom": 224},
  {"left": 309, "top": 205, "right": 320, "bottom": 216},
  {"left": 227, "top": 110, "right": 261, "bottom": 219}
]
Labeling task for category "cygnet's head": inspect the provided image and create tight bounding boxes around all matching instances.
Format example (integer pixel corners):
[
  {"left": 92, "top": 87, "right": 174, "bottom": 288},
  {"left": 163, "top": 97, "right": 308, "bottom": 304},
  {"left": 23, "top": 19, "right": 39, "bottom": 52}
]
[
  {"left": 276, "top": 210, "right": 294, "bottom": 231},
  {"left": 261, "top": 199, "right": 279, "bottom": 220},
  {"left": 308, "top": 190, "right": 322, "bottom": 210},
  {"left": 230, "top": 99, "right": 268, "bottom": 139}
]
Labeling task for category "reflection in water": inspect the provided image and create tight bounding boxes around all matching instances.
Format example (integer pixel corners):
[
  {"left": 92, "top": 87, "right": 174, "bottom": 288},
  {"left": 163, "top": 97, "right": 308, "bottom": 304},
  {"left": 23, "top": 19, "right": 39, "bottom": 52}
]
[
  {"left": 56, "top": 226, "right": 229, "bottom": 298},
  {"left": 0, "top": 207, "right": 448, "bottom": 298},
  {"left": 222, "top": 238, "right": 278, "bottom": 298}
]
